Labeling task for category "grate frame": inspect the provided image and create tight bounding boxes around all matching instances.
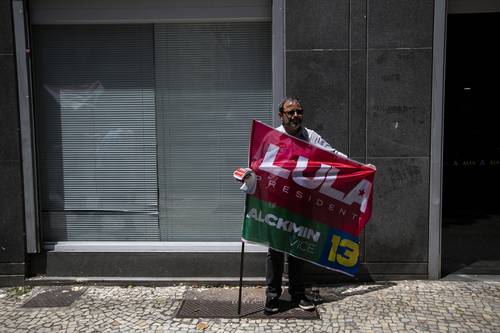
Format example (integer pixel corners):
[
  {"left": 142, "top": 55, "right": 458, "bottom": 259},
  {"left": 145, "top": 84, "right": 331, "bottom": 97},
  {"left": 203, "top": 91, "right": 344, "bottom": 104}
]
[
  {"left": 21, "top": 287, "right": 86, "bottom": 308},
  {"left": 175, "top": 299, "right": 319, "bottom": 319}
]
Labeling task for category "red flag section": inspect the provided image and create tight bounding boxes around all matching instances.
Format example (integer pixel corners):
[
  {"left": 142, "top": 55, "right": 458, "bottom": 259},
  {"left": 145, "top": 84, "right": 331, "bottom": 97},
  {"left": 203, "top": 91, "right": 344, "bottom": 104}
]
[{"left": 248, "top": 120, "right": 375, "bottom": 237}]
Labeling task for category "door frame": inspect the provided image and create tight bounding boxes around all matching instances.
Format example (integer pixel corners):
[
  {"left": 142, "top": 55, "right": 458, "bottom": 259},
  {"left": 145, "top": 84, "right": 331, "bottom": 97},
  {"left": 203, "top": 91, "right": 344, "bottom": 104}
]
[{"left": 428, "top": 0, "right": 447, "bottom": 279}]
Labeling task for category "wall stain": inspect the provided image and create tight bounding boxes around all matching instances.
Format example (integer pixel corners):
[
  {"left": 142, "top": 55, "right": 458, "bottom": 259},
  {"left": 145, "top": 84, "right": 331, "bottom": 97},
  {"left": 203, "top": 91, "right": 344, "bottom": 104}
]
[
  {"left": 389, "top": 164, "right": 422, "bottom": 190},
  {"left": 372, "top": 105, "right": 418, "bottom": 114},
  {"left": 382, "top": 73, "right": 401, "bottom": 82}
]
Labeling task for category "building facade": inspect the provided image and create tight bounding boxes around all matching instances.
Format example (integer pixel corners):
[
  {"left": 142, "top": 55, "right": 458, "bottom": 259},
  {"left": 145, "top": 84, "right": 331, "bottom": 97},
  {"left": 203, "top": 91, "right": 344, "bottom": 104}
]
[{"left": 1, "top": 0, "right": 499, "bottom": 286}]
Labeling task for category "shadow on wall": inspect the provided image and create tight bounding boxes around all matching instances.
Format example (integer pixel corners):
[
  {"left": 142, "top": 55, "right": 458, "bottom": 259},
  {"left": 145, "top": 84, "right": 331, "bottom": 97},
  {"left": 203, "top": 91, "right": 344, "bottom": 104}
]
[{"left": 297, "top": 259, "right": 381, "bottom": 285}]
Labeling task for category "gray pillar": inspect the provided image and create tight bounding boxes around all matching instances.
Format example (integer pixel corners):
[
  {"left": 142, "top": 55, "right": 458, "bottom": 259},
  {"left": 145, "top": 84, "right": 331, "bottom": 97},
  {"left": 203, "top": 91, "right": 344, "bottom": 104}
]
[
  {"left": 0, "top": 0, "right": 26, "bottom": 286},
  {"left": 285, "top": 0, "right": 435, "bottom": 280}
]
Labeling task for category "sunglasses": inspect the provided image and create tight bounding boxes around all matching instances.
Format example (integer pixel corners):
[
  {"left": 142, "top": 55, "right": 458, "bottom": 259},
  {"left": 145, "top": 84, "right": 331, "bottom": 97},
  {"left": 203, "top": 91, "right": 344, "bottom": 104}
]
[{"left": 282, "top": 109, "right": 304, "bottom": 116}]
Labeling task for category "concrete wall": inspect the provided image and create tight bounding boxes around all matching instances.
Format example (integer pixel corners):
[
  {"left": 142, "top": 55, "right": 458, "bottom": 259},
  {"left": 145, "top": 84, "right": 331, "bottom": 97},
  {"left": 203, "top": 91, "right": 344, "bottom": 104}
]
[
  {"left": 285, "top": 0, "right": 434, "bottom": 280},
  {"left": 0, "top": 0, "right": 25, "bottom": 286}
]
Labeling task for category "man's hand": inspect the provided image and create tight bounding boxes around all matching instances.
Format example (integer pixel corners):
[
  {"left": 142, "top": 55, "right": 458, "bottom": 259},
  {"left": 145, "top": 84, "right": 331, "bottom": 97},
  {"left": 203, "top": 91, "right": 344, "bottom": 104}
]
[
  {"left": 233, "top": 167, "right": 253, "bottom": 182},
  {"left": 233, "top": 168, "right": 257, "bottom": 194}
]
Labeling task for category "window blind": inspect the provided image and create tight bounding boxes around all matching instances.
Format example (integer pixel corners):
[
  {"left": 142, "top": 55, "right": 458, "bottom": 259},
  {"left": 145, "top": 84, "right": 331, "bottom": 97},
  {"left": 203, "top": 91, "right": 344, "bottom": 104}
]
[
  {"left": 33, "top": 25, "right": 159, "bottom": 241},
  {"left": 155, "top": 22, "right": 272, "bottom": 241},
  {"left": 33, "top": 22, "right": 272, "bottom": 242}
]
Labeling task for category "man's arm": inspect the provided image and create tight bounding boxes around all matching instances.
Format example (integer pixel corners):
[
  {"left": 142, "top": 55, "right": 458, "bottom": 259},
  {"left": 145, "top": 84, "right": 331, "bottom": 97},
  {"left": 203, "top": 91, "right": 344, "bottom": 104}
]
[
  {"left": 307, "top": 129, "right": 376, "bottom": 170},
  {"left": 306, "top": 129, "right": 347, "bottom": 158}
]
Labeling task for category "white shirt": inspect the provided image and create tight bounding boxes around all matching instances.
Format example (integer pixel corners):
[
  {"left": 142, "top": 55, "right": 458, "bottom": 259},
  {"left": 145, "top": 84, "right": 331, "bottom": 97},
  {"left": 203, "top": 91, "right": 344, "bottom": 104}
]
[{"left": 276, "top": 125, "right": 347, "bottom": 158}]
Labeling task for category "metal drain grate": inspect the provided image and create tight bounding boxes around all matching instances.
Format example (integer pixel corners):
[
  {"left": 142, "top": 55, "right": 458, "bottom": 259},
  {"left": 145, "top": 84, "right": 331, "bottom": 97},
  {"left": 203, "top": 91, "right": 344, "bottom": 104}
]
[
  {"left": 175, "top": 299, "right": 319, "bottom": 319},
  {"left": 21, "top": 287, "right": 86, "bottom": 308}
]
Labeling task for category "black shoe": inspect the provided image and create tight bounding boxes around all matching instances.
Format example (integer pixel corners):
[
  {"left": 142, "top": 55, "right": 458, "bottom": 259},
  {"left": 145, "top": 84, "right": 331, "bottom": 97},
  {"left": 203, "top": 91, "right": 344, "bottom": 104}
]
[
  {"left": 264, "top": 297, "right": 280, "bottom": 314},
  {"left": 292, "top": 295, "right": 315, "bottom": 311}
]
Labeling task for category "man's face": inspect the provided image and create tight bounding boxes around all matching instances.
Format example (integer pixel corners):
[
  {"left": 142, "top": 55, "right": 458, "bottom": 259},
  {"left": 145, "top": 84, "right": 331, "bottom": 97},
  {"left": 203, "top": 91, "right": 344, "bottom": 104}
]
[{"left": 279, "top": 100, "right": 304, "bottom": 136}]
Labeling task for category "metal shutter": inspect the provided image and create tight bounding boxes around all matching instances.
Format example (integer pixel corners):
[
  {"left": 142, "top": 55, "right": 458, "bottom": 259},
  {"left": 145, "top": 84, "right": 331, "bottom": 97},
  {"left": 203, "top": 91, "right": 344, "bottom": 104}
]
[
  {"left": 33, "top": 25, "right": 159, "bottom": 241},
  {"left": 155, "top": 22, "right": 272, "bottom": 241}
]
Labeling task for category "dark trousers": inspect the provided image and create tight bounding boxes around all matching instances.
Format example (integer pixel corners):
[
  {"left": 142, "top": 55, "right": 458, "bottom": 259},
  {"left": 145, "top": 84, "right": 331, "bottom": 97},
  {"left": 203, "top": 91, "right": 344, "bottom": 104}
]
[{"left": 266, "top": 248, "right": 305, "bottom": 299}]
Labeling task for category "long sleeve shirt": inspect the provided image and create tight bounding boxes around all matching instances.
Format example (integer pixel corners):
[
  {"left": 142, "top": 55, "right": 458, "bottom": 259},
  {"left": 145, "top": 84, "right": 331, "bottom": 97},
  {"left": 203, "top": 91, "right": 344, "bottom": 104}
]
[{"left": 275, "top": 125, "right": 347, "bottom": 158}]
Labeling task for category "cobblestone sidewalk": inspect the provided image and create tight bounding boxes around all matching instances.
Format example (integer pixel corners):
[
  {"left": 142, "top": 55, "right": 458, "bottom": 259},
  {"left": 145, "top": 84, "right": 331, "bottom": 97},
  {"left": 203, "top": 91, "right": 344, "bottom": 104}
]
[{"left": 0, "top": 280, "right": 499, "bottom": 332}]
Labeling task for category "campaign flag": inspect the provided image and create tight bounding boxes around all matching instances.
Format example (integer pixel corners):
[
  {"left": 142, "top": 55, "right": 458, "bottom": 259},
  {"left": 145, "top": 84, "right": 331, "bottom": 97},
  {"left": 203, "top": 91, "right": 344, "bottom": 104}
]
[{"left": 241, "top": 120, "right": 375, "bottom": 276}]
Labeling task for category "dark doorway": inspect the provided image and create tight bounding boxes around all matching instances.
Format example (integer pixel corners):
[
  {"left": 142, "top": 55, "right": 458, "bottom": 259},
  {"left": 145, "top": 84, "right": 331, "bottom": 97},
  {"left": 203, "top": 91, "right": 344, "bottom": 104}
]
[{"left": 442, "top": 13, "right": 500, "bottom": 275}]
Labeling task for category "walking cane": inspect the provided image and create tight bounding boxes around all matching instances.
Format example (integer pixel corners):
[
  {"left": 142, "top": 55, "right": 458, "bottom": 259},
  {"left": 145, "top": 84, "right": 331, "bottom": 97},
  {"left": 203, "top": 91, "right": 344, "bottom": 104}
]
[{"left": 237, "top": 240, "right": 245, "bottom": 316}]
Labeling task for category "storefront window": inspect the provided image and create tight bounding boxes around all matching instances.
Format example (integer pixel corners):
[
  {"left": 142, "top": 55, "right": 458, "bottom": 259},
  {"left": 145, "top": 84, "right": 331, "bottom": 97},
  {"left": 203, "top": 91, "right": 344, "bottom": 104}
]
[{"left": 33, "top": 22, "right": 272, "bottom": 242}]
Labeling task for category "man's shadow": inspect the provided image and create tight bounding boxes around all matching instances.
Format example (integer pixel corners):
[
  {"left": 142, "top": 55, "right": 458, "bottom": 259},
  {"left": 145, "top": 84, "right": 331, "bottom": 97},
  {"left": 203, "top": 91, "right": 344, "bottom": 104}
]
[
  {"left": 309, "top": 282, "right": 397, "bottom": 305},
  {"left": 260, "top": 282, "right": 397, "bottom": 316}
]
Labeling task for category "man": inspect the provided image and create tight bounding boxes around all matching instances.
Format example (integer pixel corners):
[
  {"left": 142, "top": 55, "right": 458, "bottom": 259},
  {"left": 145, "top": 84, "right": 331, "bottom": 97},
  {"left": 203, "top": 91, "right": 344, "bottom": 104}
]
[{"left": 235, "top": 97, "right": 375, "bottom": 314}]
